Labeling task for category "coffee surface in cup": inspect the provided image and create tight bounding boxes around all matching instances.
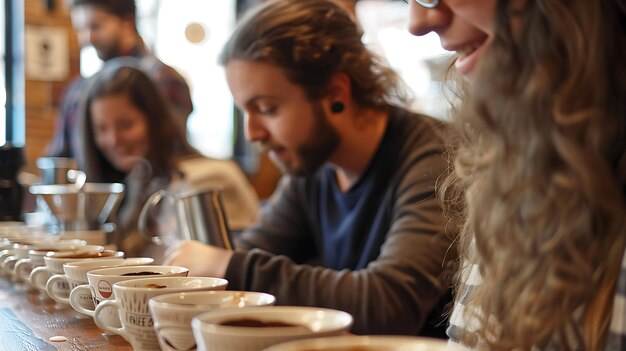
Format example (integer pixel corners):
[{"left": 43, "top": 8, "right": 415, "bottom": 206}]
[
  {"left": 32, "top": 248, "right": 65, "bottom": 252},
  {"left": 220, "top": 319, "right": 308, "bottom": 329},
  {"left": 60, "top": 251, "right": 115, "bottom": 259},
  {"left": 145, "top": 283, "right": 167, "bottom": 289},
  {"left": 121, "top": 271, "right": 162, "bottom": 276}
]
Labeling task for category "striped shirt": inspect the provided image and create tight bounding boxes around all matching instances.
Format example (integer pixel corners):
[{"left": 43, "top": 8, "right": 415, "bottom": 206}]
[
  {"left": 447, "top": 246, "right": 626, "bottom": 350},
  {"left": 606, "top": 250, "right": 626, "bottom": 349}
]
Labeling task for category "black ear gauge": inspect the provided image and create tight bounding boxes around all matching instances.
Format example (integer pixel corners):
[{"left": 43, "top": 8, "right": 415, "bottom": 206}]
[{"left": 330, "top": 101, "right": 345, "bottom": 114}]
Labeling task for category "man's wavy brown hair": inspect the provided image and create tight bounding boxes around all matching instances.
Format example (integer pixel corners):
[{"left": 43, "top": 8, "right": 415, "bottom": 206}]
[
  {"left": 219, "top": 0, "right": 408, "bottom": 109},
  {"left": 442, "top": 0, "right": 626, "bottom": 349}
]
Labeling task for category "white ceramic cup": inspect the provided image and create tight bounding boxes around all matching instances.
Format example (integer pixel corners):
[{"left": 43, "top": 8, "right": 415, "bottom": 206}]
[
  {"left": 0, "top": 228, "right": 45, "bottom": 251},
  {"left": 70, "top": 264, "right": 186, "bottom": 320},
  {"left": 48, "top": 257, "right": 154, "bottom": 306},
  {"left": 14, "top": 257, "right": 46, "bottom": 285},
  {"left": 191, "top": 306, "right": 353, "bottom": 351},
  {"left": 94, "top": 276, "right": 228, "bottom": 351},
  {"left": 0, "top": 249, "right": 16, "bottom": 274},
  {"left": 1, "top": 238, "right": 82, "bottom": 273},
  {"left": 149, "top": 291, "right": 276, "bottom": 351},
  {"left": 8, "top": 239, "right": 87, "bottom": 281},
  {"left": 30, "top": 247, "right": 122, "bottom": 298},
  {"left": 0, "top": 228, "right": 49, "bottom": 250},
  {"left": 79, "top": 266, "right": 189, "bottom": 335},
  {"left": 15, "top": 243, "right": 90, "bottom": 285},
  {"left": 263, "top": 336, "right": 459, "bottom": 351}
]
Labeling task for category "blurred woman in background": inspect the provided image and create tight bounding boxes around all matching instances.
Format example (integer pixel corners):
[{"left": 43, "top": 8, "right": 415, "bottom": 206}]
[
  {"left": 77, "top": 60, "right": 259, "bottom": 259},
  {"left": 408, "top": 0, "right": 626, "bottom": 349}
]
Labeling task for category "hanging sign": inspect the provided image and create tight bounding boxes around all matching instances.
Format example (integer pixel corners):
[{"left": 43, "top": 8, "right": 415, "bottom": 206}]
[{"left": 25, "top": 25, "right": 69, "bottom": 81}]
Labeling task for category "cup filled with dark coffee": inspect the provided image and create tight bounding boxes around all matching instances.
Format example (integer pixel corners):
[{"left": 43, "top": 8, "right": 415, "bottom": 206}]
[
  {"left": 191, "top": 306, "right": 353, "bottom": 351},
  {"left": 93, "top": 276, "right": 227, "bottom": 351}
]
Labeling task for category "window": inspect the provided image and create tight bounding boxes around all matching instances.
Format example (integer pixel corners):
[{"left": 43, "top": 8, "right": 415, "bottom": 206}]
[
  {"left": 1, "top": 0, "right": 5, "bottom": 146},
  {"left": 149, "top": 0, "right": 237, "bottom": 159},
  {"left": 356, "top": 0, "right": 453, "bottom": 119},
  {"left": 2, "top": 0, "right": 25, "bottom": 147}
]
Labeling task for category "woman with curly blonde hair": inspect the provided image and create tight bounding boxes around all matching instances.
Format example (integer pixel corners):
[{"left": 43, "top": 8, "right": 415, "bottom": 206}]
[{"left": 407, "top": 0, "right": 626, "bottom": 349}]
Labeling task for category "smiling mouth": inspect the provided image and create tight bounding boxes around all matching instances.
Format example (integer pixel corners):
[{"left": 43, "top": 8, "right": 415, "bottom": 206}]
[
  {"left": 456, "top": 42, "right": 481, "bottom": 58},
  {"left": 445, "top": 36, "right": 488, "bottom": 58}
]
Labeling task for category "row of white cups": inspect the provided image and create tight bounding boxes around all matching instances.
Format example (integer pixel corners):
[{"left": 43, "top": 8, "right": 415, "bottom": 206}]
[{"left": 0, "top": 222, "right": 453, "bottom": 351}]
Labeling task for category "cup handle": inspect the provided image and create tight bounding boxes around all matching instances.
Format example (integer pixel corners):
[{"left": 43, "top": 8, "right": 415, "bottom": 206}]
[
  {"left": 0, "top": 250, "right": 12, "bottom": 268},
  {"left": 94, "top": 299, "right": 129, "bottom": 340},
  {"left": 70, "top": 284, "right": 95, "bottom": 317},
  {"left": 3, "top": 256, "right": 18, "bottom": 275},
  {"left": 14, "top": 258, "right": 33, "bottom": 282},
  {"left": 46, "top": 274, "right": 70, "bottom": 305},
  {"left": 138, "top": 190, "right": 168, "bottom": 242},
  {"left": 30, "top": 266, "right": 50, "bottom": 292}
]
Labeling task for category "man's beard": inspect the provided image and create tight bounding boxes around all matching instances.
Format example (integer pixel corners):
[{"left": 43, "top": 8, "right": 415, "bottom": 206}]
[
  {"left": 256, "top": 103, "right": 340, "bottom": 176},
  {"left": 96, "top": 41, "right": 122, "bottom": 61}
]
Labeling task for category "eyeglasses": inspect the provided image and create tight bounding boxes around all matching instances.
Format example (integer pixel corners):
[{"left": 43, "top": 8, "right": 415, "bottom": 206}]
[{"left": 402, "top": 0, "right": 441, "bottom": 9}]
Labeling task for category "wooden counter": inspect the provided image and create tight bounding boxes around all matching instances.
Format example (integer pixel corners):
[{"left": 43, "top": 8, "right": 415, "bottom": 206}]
[{"left": 0, "top": 277, "right": 132, "bottom": 350}]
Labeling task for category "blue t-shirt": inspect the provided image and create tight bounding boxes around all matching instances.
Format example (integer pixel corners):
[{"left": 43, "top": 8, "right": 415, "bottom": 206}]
[{"left": 319, "top": 112, "right": 406, "bottom": 270}]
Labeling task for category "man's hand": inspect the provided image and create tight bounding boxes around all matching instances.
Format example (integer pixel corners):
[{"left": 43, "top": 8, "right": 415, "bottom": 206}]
[{"left": 162, "top": 240, "right": 233, "bottom": 278}]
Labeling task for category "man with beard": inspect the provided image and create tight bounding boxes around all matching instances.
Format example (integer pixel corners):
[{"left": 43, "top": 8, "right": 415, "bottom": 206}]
[
  {"left": 47, "top": 0, "right": 192, "bottom": 158},
  {"left": 164, "top": 0, "right": 455, "bottom": 336}
]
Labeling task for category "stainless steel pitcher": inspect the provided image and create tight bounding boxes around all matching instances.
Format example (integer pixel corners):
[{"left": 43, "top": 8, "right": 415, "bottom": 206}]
[{"left": 138, "top": 187, "right": 233, "bottom": 250}]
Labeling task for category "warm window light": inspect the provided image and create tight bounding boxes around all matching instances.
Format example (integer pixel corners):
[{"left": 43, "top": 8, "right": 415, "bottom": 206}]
[
  {"left": 79, "top": 45, "right": 103, "bottom": 78},
  {"left": 184, "top": 22, "right": 207, "bottom": 44},
  {"left": 357, "top": 0, "right": 452, "bottom": 119},
  {"left": 152, "top": 0, "right": 236, "bottom": 159}
]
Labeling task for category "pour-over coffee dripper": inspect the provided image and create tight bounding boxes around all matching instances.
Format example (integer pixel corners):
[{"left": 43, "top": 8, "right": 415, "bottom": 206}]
[{"left": 29, "top": 183, "right": 125, "bottom": 232}]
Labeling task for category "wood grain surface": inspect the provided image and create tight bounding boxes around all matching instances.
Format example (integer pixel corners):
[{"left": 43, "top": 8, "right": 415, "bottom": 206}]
[{"left": 0, "top": 277, "right": 132, "bottom": 351}]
